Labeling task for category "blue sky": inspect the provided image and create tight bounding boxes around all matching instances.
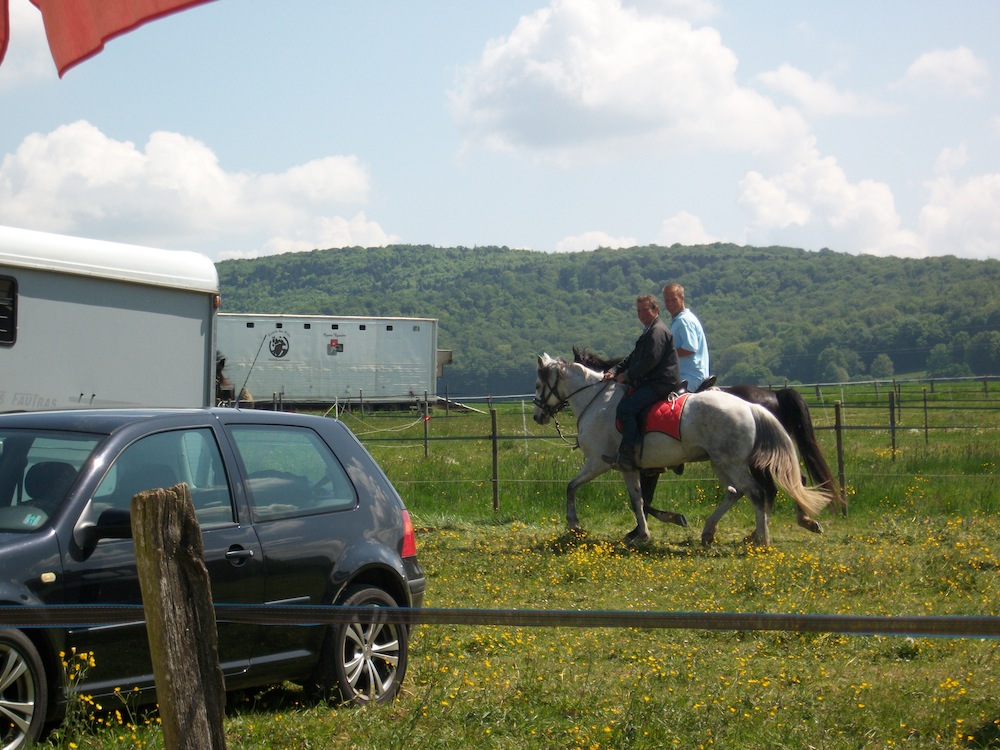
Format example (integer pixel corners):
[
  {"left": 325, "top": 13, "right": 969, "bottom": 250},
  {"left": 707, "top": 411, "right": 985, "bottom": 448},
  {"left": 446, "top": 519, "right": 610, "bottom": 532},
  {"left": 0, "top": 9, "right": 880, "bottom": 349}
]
[{"left": 1, "top": 0, "right": 998, "bottom": 262}]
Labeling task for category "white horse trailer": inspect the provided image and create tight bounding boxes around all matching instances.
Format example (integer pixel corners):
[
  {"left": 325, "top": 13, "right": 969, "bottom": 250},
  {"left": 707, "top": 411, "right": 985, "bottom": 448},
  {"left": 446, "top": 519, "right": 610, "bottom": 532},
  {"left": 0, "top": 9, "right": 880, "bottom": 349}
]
[
  {"left": 0, "top": 225, "right": 219, "bottom": 411},
  {"left": 217, "top": 313, "right": 448, "bottom": 407}
]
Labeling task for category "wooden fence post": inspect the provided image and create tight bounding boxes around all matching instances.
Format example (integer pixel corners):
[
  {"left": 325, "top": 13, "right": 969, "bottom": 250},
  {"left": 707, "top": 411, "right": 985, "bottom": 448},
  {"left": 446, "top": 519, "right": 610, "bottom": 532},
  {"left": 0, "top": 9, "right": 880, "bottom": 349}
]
[
  {"left": 923, "top": 388, "right": 929, "bottom": 445},
  {"left": 889, "top": 391, "right": 897, "bottom": 458},
  {"left": 834, "top": 401, "right": 847, "bottom": 510},
  {"left": 423, "top": 391, "right": 430, "bottom": 458},
  {"left": 491, "top": 408, "right": 500, "bottom": 512},
  {"left": 132, "top": 484, "right": 227, "bottom": 750}
]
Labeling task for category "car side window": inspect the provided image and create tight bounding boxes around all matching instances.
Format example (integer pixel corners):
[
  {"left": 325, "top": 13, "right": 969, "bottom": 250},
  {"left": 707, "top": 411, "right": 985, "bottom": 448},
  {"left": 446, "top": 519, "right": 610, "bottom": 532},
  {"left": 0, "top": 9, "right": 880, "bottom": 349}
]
[
  {"left": 228, "top": 424, "right": 357, "bottom": 521},
  {"left": 92, "top": 428, "right": 235, "bottom": 527}
]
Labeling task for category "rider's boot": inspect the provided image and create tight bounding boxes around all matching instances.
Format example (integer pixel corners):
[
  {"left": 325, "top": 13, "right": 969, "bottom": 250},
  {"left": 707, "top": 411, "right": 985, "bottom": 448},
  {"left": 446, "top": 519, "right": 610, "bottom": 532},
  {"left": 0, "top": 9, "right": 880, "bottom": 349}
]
[{"left": 602, "top": 443, "right": 637, "bottom": 471}]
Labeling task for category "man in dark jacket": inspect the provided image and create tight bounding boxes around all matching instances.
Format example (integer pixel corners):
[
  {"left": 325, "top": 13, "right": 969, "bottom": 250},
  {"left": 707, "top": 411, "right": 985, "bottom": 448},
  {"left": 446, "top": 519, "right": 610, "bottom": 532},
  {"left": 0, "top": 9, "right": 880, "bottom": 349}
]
[{"left": 602, "top": 295, "right": 682, "bottom": 471}]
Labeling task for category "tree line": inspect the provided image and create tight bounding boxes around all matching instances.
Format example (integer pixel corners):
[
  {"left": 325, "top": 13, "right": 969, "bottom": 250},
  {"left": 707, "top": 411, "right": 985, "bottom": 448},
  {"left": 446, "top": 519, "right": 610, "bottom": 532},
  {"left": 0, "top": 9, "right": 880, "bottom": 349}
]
[{"left": 216, "top": 243, "right": 1000, "bottom": 397}]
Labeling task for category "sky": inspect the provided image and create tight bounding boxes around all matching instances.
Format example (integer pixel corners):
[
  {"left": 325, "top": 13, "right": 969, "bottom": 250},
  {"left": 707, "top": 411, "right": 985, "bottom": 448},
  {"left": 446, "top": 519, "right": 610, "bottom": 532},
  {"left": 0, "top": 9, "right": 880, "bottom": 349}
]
[{"left": 1, "top": 0, "right": 999, "bottom": 263}]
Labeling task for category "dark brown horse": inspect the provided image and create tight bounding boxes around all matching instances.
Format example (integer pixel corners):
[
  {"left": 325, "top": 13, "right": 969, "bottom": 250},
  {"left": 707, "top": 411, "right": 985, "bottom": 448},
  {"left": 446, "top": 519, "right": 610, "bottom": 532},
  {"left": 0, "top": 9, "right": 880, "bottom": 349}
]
[{"left": 572, "top": 346, "right": 847, "bottom": 522}]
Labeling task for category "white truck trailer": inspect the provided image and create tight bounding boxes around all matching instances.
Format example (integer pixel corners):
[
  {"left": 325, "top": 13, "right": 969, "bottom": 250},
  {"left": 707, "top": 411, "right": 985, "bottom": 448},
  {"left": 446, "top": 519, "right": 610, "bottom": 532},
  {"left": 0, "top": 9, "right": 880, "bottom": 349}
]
[
  {"left": 217, "top": 313, "right": 448, "bottom": 407},
  {"left": 0, "top": 225, "right": 219, "bottom": 411}
]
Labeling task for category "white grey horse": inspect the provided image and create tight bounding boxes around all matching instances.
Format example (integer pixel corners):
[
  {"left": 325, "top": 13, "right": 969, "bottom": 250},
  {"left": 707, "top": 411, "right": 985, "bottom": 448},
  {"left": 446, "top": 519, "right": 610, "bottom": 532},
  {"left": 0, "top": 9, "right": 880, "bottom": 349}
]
[{"left": 533, "top": 354, "right": 831, "bottom": 547}]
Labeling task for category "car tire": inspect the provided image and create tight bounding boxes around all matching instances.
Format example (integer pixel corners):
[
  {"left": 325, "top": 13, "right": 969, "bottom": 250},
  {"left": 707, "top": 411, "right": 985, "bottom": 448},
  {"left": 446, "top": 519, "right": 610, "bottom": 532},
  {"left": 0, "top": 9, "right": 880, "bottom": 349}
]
[
  {"left": 0, "top": 629, "right": 49, "bottom": 750},
  {"left": 316, "top": 585, "right": 408, "bottom": 706}
]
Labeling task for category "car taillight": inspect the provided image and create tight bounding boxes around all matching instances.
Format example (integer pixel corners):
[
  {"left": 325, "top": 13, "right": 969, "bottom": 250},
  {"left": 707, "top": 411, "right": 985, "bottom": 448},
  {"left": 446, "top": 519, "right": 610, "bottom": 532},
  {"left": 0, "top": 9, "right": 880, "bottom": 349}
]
[{"left": 401, "top": 510, "right": 418, "bottom": 558}]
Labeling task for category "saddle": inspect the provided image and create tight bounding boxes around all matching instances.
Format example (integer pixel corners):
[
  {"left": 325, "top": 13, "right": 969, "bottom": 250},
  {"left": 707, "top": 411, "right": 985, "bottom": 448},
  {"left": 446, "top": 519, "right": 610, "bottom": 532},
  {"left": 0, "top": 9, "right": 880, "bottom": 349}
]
[
  {"left": 639, "top": 393, "right": 689, "bottom": 440},
  {"left": 615, "top": 392, "right": 690, "bottom": 441},
  {"left": 614, "top": 372, "right": 716, "bottom": 442}
]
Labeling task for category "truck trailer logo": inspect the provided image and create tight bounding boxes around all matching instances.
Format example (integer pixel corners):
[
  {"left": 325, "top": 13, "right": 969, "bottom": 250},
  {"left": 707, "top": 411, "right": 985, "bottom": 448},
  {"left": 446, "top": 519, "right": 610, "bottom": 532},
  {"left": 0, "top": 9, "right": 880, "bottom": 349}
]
[{"left": 269, "top": 333, "right": 290, "bottom": 358}]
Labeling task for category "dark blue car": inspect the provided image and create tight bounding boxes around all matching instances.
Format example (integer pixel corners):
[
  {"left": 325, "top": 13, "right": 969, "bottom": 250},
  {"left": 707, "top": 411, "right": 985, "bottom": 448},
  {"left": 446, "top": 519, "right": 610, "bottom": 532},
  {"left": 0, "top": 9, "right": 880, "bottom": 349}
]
[{"left": 0, "top": 408, "right": 425, "bottom": 748}]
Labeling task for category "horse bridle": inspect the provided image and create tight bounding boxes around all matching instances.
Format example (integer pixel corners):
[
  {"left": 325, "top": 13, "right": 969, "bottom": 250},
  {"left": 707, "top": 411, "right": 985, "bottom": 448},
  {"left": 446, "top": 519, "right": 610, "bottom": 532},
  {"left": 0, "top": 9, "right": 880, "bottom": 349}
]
[{"left": 533, "top": 360, "right": 610, "bottom": 442}]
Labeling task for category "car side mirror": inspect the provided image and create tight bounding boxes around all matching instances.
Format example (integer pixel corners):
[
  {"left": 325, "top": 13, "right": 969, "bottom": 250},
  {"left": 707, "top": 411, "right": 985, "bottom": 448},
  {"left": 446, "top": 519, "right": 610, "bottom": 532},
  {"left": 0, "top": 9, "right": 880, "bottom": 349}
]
[
  {"left": 95, "top": 508, "right": 133, "bottom": 539},
  {"left": 74, "top": 508, "right": 133, "bottom": 550}
]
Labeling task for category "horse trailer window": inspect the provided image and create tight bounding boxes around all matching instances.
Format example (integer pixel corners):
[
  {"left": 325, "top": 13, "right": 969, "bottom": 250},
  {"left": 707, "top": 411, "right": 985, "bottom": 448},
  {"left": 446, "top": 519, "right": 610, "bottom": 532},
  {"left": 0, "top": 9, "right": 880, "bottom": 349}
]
[{"left": 0, "top": 276, "right": 15, "bottom": 346}]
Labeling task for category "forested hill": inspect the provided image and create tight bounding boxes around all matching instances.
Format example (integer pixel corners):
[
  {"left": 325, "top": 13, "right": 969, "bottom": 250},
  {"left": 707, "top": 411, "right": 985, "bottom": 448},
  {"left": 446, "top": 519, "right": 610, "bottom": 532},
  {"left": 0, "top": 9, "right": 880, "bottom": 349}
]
[{"left": 216, "top": 244, "right": 1000, "bottom": 398}]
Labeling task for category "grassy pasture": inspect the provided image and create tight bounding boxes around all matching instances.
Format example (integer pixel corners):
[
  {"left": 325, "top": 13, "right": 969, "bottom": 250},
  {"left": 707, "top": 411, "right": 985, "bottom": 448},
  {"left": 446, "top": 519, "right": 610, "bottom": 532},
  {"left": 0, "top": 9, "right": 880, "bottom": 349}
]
[{"left": 48, "top": 381, "right": 1000, "bottom": 749}]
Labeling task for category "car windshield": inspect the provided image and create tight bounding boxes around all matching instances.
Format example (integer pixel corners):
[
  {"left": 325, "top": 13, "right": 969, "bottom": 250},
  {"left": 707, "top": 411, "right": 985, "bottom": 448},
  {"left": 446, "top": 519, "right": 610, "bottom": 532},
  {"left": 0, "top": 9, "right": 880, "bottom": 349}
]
[{"left": 0, "top": 429, "right": 102, "bottom": 532}]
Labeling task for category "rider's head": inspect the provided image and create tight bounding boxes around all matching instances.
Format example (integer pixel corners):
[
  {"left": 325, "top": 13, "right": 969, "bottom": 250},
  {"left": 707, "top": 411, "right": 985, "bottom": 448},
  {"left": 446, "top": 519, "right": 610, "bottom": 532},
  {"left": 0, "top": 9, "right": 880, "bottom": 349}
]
[{"left": 636, "top": 295, "right": 658, "bottom": 326}]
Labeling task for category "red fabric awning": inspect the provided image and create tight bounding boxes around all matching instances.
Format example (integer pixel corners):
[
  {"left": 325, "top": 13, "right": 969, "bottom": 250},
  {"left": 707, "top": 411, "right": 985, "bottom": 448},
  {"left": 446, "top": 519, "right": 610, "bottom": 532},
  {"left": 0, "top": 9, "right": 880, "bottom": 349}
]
[
  {"left": 1, "top": 0, "right": 216, "bottom": 77},
  {"left": 0, "top": 2, "right": 10, "bottom": 67}
]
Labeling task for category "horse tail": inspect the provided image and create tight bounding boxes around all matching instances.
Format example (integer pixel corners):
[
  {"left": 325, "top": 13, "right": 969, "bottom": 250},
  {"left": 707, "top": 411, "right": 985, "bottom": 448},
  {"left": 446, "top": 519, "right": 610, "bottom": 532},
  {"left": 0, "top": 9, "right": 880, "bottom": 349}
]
[
  {"left": 775, "top": 388, "right": 847, "bottom": 513},
  {"left": 749, "top": 405, "right": 831, "bottom": 519}
]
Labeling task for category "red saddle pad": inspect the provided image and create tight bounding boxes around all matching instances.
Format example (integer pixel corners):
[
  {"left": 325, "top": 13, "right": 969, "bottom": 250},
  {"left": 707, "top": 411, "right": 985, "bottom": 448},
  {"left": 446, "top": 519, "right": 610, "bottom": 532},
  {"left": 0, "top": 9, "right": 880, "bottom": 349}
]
[
  {"left": 615, "top": 392, "right": 689, "bottom": 441},
  {"left": 643, "top": 393, "right": 689, "bottom": 440}
]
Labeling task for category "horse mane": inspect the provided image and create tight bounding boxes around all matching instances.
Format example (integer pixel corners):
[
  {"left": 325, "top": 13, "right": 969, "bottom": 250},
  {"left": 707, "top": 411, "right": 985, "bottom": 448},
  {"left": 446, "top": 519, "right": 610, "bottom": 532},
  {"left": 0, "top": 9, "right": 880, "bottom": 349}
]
[{"left": 572, "top": 346, "right": 622, "bottom": 372}]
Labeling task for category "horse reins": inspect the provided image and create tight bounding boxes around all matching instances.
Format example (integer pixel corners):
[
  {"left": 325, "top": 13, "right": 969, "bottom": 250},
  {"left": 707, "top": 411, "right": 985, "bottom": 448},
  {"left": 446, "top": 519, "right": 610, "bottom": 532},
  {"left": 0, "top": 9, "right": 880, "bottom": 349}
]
[{"left": 533, "top": 363, "right": 612, "bottom": 446}]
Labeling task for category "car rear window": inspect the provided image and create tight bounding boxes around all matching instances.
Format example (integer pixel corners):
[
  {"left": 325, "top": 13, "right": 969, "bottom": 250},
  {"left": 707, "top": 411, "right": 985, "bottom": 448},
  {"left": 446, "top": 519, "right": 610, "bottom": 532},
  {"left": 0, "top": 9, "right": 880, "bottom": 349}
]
[{"left": 227, "top": 424, "right": 357, "bottom": 520}]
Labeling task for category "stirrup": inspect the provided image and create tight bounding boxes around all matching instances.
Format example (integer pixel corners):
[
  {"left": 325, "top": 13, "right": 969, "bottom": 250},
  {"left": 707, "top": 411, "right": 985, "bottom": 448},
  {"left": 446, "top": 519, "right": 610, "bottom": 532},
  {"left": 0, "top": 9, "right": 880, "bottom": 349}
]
[{"left": 602, "top": 448, "right": 636, "bottom": 471}]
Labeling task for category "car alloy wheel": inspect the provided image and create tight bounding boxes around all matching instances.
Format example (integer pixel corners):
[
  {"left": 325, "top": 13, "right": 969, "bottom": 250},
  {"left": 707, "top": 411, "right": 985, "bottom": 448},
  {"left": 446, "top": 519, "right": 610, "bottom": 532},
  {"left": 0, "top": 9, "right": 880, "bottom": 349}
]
[
  {"left": 0, "top": 630, "right": 49, "bottom": 750},
  {"left": 321, "top": 586, "right": 408, "bottom": 705}
]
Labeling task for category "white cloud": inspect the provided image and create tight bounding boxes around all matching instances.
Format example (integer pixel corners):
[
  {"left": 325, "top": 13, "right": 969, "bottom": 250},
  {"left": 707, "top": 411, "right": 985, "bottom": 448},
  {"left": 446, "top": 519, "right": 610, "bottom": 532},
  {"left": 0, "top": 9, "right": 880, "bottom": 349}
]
[
  {"left": 453, "top": 0, "right": 983, "bottom": 259},
  {"left": 756, "top": 63, "right": 892, "bottom": 118},
  {"left": 625, "top": 0, "right": 719, "bottom": 22},
  {"left": 554, "top": 230, "right": 637, "bottom": 252},
  {"left": 224, "top": 214, "right": 399, "bottom": 260},
  {"left": 738, "top": 140, "right": 1000, "bottom": 259},
  {"left": 0, "top": 0, "right": 53, "bottom": 89},
  {"left": 919, "top": 171, "right": 1000, "bottom": 260},
  {"left": 0, "top": 120, "right": 389, "bottom": 259},
  {"left": 738, "top": 143, "right": 922, "bottom": 256},
  {"left": 895, "top": 46, "right": 989, "bottom": 98},
  {"left": 656, "top": 211, "right": 719, "bottom": 245},
  {"left": 933, "top": 143, "right": 968, "bottom": 175},
  {"left": 450, "top": 0, "right": 808, "bottom": 163}
]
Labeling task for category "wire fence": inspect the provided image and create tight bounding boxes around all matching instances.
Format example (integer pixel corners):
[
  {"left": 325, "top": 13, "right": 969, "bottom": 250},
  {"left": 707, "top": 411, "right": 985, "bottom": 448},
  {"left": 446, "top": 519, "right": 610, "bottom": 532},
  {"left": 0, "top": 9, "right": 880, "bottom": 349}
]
[
  {"left": 5, "top": 375, "right": 998, "bottom": 671},
  {"left": 344, "top": 375, "right": 1000, "bottom": 511}
]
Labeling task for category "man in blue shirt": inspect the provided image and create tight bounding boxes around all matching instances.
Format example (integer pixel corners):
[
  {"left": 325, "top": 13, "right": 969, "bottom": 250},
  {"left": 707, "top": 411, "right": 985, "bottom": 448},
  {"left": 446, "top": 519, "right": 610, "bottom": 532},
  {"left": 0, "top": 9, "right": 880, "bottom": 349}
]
[{"left": 662, "top": 283, "right": 710, "bottom": 391}]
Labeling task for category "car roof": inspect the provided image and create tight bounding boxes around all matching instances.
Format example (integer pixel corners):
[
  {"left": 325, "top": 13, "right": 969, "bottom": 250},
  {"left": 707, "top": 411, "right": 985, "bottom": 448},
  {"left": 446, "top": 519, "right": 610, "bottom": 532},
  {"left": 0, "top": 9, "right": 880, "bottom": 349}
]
[{"left": 0, "top": 407, "right": 333, "bottom": 436}]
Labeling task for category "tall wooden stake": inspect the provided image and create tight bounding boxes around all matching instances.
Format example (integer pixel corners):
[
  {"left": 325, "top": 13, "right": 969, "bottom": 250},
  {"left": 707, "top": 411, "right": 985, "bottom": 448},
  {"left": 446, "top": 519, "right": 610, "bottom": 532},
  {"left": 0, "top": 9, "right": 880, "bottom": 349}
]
[{"left": 132, "top": 484, "right": 227, "bottom": 750}]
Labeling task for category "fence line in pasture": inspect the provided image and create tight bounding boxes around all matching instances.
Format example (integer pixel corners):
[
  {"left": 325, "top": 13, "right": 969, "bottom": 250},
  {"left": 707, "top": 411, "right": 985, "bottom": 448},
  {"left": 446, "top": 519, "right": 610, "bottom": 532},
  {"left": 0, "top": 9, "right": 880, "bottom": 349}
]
[
  {"left": 344, "top": 377, "right": 999, "bottom": 511},
  {"left": 5, "top": 603, "right": 1000, "bottom": 640}
]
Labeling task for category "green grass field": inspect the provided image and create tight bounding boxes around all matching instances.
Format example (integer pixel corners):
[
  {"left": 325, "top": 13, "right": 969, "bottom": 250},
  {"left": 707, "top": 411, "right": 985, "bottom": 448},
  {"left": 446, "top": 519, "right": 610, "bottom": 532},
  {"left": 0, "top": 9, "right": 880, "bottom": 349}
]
[{"left": 45, "top": 381, "right": 1000, "bottom": 749}]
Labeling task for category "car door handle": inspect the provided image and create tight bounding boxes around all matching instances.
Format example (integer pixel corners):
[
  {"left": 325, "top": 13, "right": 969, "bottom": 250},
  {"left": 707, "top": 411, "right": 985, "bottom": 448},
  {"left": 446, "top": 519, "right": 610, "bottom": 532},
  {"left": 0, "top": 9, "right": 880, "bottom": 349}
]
[{"left": 225, "top": 547, "right": 255, "bottom": 564}]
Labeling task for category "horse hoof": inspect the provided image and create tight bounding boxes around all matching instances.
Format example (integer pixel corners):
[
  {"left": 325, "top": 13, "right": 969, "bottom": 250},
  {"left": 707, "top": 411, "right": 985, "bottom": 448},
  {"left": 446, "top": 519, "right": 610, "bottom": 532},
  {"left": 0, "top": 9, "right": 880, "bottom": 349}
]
[
  {"left": 744, "top": 533, "right": 771, "bottom": 547},
  {"left": 624, "top": 529, "right": 651, "bottom": 546},
  {"left": 676, "top": 514, "right": 688, "bottom": 528},
  {"left": 700, "top": 532, "right": 714, "bottom": 547},
  {"left": 797, "top": 518, "right": 824, "bottom": 534}
]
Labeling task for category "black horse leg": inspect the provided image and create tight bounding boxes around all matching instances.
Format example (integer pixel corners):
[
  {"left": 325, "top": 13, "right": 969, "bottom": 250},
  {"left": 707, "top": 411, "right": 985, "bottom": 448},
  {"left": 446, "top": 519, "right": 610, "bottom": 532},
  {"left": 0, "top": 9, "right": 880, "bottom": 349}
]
[{"left": 640, "top": 471, "right": 688, "bottom": 527}]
